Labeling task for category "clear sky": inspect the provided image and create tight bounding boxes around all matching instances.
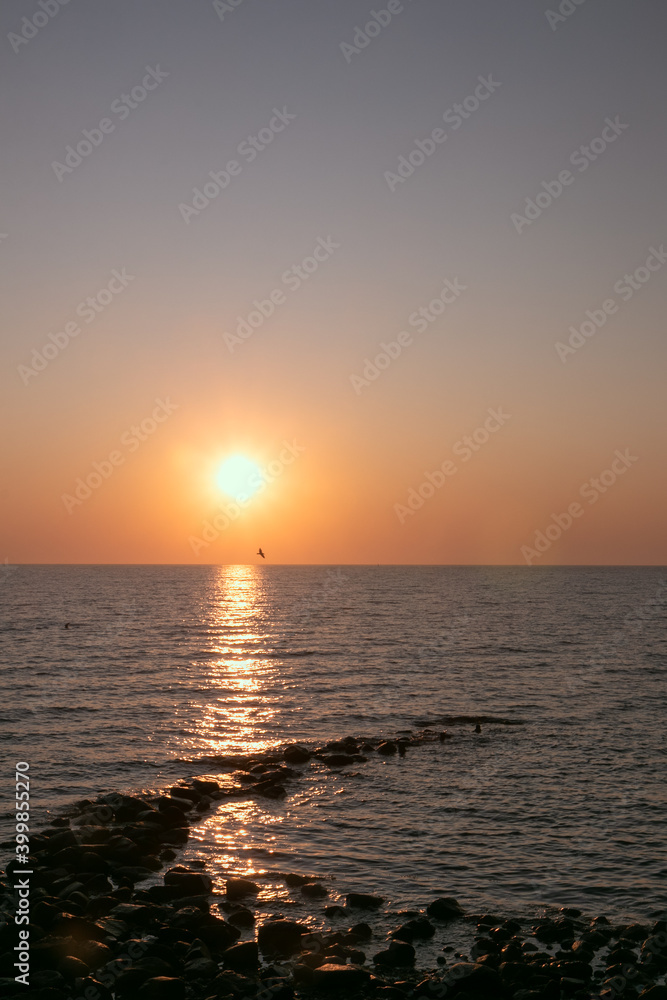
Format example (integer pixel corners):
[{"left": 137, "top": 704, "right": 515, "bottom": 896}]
[{"left": 2, "top": 0, "right": 666, "bottom": 565}]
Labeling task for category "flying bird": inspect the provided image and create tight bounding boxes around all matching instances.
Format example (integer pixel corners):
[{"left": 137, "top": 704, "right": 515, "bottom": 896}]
[{"left": 257, "top": 548, "right": 265, "bottom": 559}]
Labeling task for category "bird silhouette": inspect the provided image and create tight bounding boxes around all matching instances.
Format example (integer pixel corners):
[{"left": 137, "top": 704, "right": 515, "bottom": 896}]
[{"left": 257, "top": 548, "right": 265, "bottom": 559}]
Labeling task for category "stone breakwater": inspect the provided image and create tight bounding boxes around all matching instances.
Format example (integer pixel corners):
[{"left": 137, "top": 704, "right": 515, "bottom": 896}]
[{"left": 1, "top": 727, "right": 666, "bottom": 1000}]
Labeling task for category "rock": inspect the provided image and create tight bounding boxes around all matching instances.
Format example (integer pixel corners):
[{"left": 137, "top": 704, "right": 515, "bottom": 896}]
[
  {"left": 324, "top": 905, "right": 347, "bottom": 919},
  {"left": 374, "top": 940, "right": 416, "bottom": 967},
  {"left": 552, "top": 959, "right": 592, "bottom": 981},
  {"left": 191, "top": 778, "right": 220, "bottom": 794},
  {"left": 222, "top": 941, "right": 259, "bottom": 972},
  {"left": 312, "top": 964, "right": 372, "bottom": 990},
  {"left": 138, "top": 976, "right": 186, "bottom": 999},
  {"left": 285, "top": 873, "right": 310, "bottom": 886},
  {"left": 349, "top": 922, "right": 372, "bottom": 941},
  {"left": 226, "top": 878, "right": 260, "bottom": 900},
  {"left": 163, "top": 869, "right": 212, "bottom": 897},
  {"left": 346, "top": 892, "right": 384, "bottom": 909},
  {"left": 184, "top": 956, "right": 218, "bottom": 979},
  {"left": 79, "top": 978, "right": 113, "bottom": 1000},
  {"left": 58, "top": 954, "right": 90, "bottom": 978},
  {"left": 227, "top": 907, "right": 255, "bottom": 927},
  {"left": 322, "top": 754, "right": 356, "bottom": 767},
  {"left": 639, "top": 988, "right": 667, "bottom": 1000},
  {"left": 302, "top": 882, "right": 328, "bottom": 899},
  {"left": 444, "top": 962, "right": 504, "bottom": 996},
  {"left": 197, "top": 916, "right": 241, "bottom": 951},
  {"left": 257, "top": 919, "right": 305, "bottom": 956},
  {"left": 392, "top": 917, "right": 435, "bottom": 942},
  {"left": 283, "top": 744, "right": 311, "bottom": 764},
  {"left": 427, "top": 897, "right": 464, "bottom": 920},
  {"left": 253, "top": 781, "right": 287, "bottom": 798},
  {"left": 377, "top": 742, "right": 397, "bottom": 755},
  {"left": 620, "top": 923, "right": 651, "bottom": 942}
]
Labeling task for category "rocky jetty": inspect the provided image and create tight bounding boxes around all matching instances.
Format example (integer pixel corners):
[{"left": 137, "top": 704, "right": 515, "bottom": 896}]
[{"left": 1, "top": 728, "right": 666, "bottom": 999}]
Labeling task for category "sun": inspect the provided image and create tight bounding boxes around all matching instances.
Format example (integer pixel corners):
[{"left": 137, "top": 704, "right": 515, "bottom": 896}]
[{"left": 216, "top": 454, "right": 263, "bottom": 502}]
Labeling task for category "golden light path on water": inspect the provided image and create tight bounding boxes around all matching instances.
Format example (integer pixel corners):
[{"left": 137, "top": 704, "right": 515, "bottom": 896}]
[
  {"left": 198, "top": 564, "right": 276, "bottom": 756},
  {"left": 185, "top": 565, "right": 323, "bottom": 901}
]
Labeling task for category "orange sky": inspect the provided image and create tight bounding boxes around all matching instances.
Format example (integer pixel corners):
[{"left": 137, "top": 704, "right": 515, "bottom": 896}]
[{"left": 2, "top": 0, "right": 666, "bottom": 565}]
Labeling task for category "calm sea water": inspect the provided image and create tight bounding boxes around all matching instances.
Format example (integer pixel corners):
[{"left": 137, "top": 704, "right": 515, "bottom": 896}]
[{"left": 1, "top": 565, "right": 666, "bottom": 926}]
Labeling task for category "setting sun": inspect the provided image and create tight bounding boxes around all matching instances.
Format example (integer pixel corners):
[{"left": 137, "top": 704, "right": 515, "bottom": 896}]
[{"left": 215, "top": 454, "right": 263, "bottom": 502}]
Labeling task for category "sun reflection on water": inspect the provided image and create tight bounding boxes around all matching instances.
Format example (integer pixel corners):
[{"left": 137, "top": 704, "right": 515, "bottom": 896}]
[{"left": 197, "top": 565, "right": 276, "bottom": 756}]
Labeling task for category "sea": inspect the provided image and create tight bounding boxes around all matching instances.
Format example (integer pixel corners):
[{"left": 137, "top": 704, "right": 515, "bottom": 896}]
[{"left": 1, "top": 565, "right": 666, "bottom": 936}]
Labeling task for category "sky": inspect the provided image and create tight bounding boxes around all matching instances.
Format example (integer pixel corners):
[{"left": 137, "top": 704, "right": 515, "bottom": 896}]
[{"left": 1, "top": 0, "right": 666, "bottom": 565}]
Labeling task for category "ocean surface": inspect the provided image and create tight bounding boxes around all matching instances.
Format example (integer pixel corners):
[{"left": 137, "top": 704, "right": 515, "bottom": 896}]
[{"left": 1, "top": 565, "right": 666, "bottom": 931}]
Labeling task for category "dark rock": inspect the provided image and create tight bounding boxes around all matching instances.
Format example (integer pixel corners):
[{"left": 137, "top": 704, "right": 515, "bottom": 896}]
[
  {"left": 226, "top": 877, "right": 260, "bottom": 900},
  {"left": 78, "top": 977, "right": 113, "bottom": 1000},
  {"left": 283, "top": 744, "right": 311, "bottom": 764},
  {"left": 58, "top": 954, "right": 90, "bottom": 978},
  {"left": 163, "top": 869, "right": 212, "bottom": 897},
  {"left": 608, "top": 947, "right": 639, "bottom": 966},
  {"left": 258, "top": 919, "right": 305, "bottom": 956},
  {"left": 137, "top": 976, "right": 186, "bottom": 1000},
  {"left": 324, "top": 905, "right": 347, "bottom": 919},
  {"left": 346, "top": 892, "right": 384, "bottom": 909},
  {"left": 377, "top": 742, "right": 397, "bottom": 755},
  {"left": 620, "top": 924, "right": 651, "bottom": 942},
  {"left": 211, "top": 971, "right": 259, "bottom": 996},
  {"left": 222, "top": 941, "right": 259, "bottom": 972},
  {"left": 183, "top": 956, "right": 217, "bottom": 979},
  {"left": 191, "top": 778, "right": 220, "bottom": 794},
  {"left": 227, "top": 907, "right": 255, "bottom": 928},
  {"left": 253, "top": 781, "right": 287, "bottom": 798},
  {"left": 312, "top": 963, "right": 372, "bottom": 990},
  {"left": 392, "top": 917, "right": 435, "bottom": 942},
  {"left": 374, "top": 940, "right": 416, "bottom": 967},
  {"left": 427, "top": 897, "right": 464, "bottom": 920},
  {"left": 322, "top": 754, "right": 356, "bottom": 767},
  {"left": 302, "top": 882, "right": 328, "bottom": 899},
  {"left": 470, "top": 937, "right": 497, "bottom": 959},
  {"left": 349, "top": 922, "right": 373, "bottom": 941},
  {"left": 552, "top": 959, "right": 592, "bottom": 981},
  {"left": 639, "top": 989, "right": 667, "bottom": 1000},
  {"left": 445, "top": 962, "right": 504, "bottom": 996},
  {"left": 284, "top": 873, "right": 310, "bottom": 886}
]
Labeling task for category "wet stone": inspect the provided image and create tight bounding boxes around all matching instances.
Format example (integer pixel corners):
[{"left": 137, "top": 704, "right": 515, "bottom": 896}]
[
  {"left": 427, "top": 897, "right": 464, "bottom": 920},
  {"left": 346, "top": 892, "right": 384, "bottom": 909},
  {"left": 312, "top": 963, "right": 372, "bottom": 990},
  {"left": 226, "top": 877, "right": 260, "bottom": 900}
]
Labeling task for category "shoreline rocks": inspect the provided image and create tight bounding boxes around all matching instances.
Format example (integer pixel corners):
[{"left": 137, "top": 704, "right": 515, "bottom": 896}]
[{"left": 1, "top": 729, "right": 666, "bottom": 999}]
